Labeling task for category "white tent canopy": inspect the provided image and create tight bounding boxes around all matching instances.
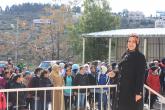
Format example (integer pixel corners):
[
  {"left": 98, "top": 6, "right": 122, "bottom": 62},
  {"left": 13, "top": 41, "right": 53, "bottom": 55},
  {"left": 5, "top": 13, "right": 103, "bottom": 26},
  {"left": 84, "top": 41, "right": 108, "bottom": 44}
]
[
  {"left": 82, "top": 28, "right": 165, "bottom": 38},
  {"left": 81, "top": 28, "right": 165, "bottom": 64}
]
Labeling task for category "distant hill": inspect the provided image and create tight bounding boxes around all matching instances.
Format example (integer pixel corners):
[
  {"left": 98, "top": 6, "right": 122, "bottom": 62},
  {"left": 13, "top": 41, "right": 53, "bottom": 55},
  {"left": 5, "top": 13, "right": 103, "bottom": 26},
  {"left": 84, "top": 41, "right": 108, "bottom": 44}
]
[{"left": 0, "top": 3, "right": 81, "bottom": 32}]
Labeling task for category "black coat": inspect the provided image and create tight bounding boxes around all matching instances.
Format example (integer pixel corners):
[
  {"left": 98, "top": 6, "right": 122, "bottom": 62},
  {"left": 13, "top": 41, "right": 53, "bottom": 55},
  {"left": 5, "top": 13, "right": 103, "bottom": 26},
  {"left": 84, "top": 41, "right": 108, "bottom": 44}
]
[
  {"left": 116, "top": 50, "right": 146, "bottom": 110},
  {"left": 74, "top": 73, "right": 89, "bottom": 93},
  {"left": 39, "top": 77, "right": 52, "bottom": 102},
  {"left": 9, "top": 82, "right": 27, "bottom": 106},
  {"left": 87, "top": 73, "right": 97, "bottom": 85}
]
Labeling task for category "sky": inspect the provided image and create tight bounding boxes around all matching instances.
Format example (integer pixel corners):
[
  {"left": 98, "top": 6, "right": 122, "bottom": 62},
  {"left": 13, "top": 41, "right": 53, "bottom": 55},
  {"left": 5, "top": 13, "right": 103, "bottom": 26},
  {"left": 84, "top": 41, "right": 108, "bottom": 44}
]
[{"left": 1, "top": 0, "right": 165, "bottom": 17}]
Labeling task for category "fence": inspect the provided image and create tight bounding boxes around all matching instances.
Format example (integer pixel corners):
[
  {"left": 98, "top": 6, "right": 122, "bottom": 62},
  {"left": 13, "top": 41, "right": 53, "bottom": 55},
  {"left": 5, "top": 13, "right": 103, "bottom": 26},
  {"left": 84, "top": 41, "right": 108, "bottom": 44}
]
[
  {"left": 0, "top": 84, "right": 165, "bottom": 110},
  {"left": 144, "top": 85, "right": 165, "bottom": 110}
]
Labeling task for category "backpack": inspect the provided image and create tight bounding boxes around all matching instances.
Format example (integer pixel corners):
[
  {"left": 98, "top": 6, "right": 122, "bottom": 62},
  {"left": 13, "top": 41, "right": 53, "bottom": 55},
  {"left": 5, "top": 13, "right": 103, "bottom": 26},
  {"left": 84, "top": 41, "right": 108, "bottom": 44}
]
[{"left": 0, "top": 92, "right": 6, "bottom": 110}]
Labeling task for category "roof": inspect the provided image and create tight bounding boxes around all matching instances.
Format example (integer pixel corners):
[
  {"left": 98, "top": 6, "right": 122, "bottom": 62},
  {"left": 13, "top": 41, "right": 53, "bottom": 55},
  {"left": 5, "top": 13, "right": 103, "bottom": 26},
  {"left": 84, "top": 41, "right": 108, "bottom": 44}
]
[{"left": 82, "top": 28, "right": 165, "bottom": 38}]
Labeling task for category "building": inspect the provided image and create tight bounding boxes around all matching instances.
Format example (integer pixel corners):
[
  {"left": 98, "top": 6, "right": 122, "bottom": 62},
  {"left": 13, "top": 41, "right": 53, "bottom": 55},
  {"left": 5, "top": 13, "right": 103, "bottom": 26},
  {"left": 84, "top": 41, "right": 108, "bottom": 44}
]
[
  {"left": 155, "top": 18, "right": 165, "bottom": 28},
  {"left": 128, "top": 11, "right": 145, "bottom": 21},
  {"left": 155, "top": 11, "right": 165, "bottom": 28}
]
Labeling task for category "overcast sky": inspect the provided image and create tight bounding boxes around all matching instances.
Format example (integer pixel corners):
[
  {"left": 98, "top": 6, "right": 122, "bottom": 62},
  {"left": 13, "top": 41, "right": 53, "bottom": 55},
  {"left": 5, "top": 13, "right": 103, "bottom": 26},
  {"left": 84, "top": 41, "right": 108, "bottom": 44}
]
[{"left": 1, "top": 0, "right": 165, "bottom": 17}]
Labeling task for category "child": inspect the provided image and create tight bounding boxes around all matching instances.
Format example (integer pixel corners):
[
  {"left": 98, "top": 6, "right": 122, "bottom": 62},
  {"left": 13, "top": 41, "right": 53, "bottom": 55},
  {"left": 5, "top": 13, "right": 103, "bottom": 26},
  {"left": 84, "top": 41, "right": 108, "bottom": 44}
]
[
  {"left": 64, "top": 67, "right": 74, "bottom": 110},
  {"left": 97, "top": 65, "right": 109, "bottom": 110},
  {"left": 74, "top": 66, "right": 89, "bottom": 110},
  {"left": 39, "top": 70, "right": 52, "bottom": 110},
  {"left": 147, "top": 64, "right": 161, "bottom": 109}
]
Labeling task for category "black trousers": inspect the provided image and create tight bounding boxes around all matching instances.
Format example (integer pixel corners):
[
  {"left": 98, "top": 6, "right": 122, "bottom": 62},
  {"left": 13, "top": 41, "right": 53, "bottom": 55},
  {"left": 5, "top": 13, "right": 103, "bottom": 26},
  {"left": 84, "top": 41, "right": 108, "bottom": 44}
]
[{"left": 150, "top": 94, "right": 157, "bottom": 108}]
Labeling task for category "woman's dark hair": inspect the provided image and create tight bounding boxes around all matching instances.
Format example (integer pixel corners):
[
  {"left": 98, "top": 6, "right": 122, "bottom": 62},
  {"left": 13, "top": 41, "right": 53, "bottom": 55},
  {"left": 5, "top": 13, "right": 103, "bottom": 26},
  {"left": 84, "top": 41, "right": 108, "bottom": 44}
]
[{"left": 40, "top": 70, "right": 48, "bottom": 78}]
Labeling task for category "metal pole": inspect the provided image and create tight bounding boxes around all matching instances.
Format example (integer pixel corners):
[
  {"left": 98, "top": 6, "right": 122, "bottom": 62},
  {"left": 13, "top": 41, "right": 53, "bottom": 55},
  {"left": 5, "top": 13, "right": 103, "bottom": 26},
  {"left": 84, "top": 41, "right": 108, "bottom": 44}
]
[
  {"left": 148, "top": 91, "right": 151, "bottom": 110},
  {"left": 15, "top": 18, "right": 19, "bottom": 64},
  {"left": 86, "top": 89, "right": 88, "bottom": 109},
  {"left": 160, "top": 101, "right": 163, "bottom": 110},
  {"left": 44, "top": 90, "right": 46, "bottom": 110},
  {"left": 143, "top": 38, "right": 147, "bottom": 57},
  {"left": 101, "top": 88, "right": 103, "bottom": 110},
  {"left": 82, "top": 37, "right": 85, "bottom": 64},
  {"left": 69, "top": 89, "right": 72, "bottom": 110},
  {"left": 16, "top": 91, "right": 18, "bottom": 110},
  {"left": 94, "top": 88, "right": 96, "bottom": 110},
  {"left": 109, "top": 38, "right": 112, "bottom": 64},
  {"left": 108, "top": 87, "right": 110, "bottom": 109},
  {"left": 78, "top": 89, "right": 80, "bottom": 110},
  {"left": 35, "top": 90, "right": 38, "bottom": 110},
  {"left": 7, "top": 92, "right": 9, "bottom": 110},
  {"left": 57, "top": 32, "right": 60, "bottom": 60},
  {"left": 158, "top": 37, "right": 161, "bottom": 59}
]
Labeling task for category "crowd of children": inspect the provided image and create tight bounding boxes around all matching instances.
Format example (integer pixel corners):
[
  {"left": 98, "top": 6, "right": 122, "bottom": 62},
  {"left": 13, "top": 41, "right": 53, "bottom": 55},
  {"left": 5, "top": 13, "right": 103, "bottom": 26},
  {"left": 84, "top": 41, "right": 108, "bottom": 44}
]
[{"left": 0, "top": 58, "right": 165, "bottom": 110}]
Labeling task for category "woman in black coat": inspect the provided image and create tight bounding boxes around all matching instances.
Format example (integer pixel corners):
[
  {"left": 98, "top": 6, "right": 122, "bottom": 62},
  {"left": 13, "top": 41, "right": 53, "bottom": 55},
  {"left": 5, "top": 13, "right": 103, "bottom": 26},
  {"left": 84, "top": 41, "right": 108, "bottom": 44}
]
[{"left": 109, "top": 34, "right": 146, "bottom": 110}]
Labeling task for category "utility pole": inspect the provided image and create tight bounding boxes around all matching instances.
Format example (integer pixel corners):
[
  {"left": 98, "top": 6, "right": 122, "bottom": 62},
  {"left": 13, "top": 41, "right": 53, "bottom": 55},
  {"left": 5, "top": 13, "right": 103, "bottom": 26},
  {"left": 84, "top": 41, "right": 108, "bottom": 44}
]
[
  {"left": 57, "top": 31, "right": 60, "bottom": 60},
  {"left": 15, "top": 18, "right": 19, "bottom": 64}
]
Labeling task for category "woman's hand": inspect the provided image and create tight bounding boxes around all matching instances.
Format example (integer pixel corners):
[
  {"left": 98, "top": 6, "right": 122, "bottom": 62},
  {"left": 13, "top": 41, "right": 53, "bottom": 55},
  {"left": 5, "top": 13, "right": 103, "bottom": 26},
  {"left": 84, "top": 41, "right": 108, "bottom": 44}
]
[{"left": 135, "top": 95, "right": 142, "bottom": 102}]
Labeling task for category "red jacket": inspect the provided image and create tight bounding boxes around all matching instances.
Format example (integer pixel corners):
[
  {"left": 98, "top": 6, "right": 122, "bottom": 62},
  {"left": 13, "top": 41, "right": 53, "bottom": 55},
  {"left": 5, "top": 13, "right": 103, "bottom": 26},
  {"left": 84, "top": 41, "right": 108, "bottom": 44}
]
[{"left": 147, "top": 69, "right": 161, "bottom": 94}]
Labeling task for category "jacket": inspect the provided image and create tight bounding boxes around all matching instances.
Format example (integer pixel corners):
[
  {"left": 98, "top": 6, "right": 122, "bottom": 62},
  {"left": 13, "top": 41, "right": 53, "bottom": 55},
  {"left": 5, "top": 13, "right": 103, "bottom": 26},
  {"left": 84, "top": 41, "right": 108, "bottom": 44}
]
[
  {"left": 147, "top": 70, "right": 161, "bottom": 93},
  {"left": 74, "top": 73, "right": 89, "bottom": 93}
]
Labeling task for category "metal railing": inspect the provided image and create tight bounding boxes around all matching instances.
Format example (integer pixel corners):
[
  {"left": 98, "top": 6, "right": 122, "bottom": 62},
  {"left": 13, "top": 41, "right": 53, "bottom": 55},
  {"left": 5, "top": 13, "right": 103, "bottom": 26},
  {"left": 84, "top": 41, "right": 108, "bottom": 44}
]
[
  {"left": 0, "top": 85, "right": 117, "bottom": 110},
  {"left": 143, "top": 84, "right": 165, "bottom": 110},
  {"left": 0, "top": 84, "right": 164, "bottom": 110}
]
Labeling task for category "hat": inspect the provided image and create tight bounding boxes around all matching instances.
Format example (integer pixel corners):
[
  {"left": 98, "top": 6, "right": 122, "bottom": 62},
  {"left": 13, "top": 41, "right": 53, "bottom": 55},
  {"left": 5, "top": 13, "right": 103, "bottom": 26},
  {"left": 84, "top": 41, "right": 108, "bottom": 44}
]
[
  {"left": 72, "top": 64, "right": 79, "bottom": 70},
  {"left": 84, "top": 64, "right": 89, "bottom": 67},
  {"left": 100, "top": 65, "right": 107, "bottom": 74},
  {"left": 59, "top": 62, "right": 65, "bottom": 68}
]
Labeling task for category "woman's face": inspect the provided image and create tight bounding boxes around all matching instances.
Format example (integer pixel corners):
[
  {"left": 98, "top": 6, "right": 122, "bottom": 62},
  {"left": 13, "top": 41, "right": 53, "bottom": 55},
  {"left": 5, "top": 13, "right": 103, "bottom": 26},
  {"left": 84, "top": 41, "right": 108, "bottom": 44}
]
[{"left": 127, "top": 37, "right": 137, "bottom": 51}]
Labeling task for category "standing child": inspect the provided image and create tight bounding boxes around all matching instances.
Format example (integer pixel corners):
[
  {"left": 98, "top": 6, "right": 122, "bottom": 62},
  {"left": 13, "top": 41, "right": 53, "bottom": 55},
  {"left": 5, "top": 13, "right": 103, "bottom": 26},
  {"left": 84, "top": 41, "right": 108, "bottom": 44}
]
[
  {"left": 64, "top": 67, "right": 74, "bottom": 110},
  {"left": 97, "top": 65, "right": 109, "bottom": 110},
  {"left": 147, "top": 65, "right": 161, "bottom": 109},
  {"left": 74, "top": 66, "right": 89, "bottom": 110},
  {"left": 39, "top": 70, "right": 52, "bottom": 110}
]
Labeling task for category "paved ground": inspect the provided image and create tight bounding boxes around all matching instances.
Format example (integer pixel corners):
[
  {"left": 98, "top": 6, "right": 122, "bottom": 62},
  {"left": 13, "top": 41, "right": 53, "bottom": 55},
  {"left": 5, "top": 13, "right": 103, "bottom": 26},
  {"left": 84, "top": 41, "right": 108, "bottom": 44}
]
[
  {"left": 48, "top": 102, "right": 165, "bottom": 110},
  {"left": 144, "top": 99, "right": 165, "bottom": 110}
]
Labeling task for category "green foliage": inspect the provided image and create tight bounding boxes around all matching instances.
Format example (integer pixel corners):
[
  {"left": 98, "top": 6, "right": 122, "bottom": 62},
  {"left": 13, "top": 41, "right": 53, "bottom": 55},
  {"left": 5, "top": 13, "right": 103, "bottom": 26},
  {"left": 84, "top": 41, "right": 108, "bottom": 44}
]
[
  {"left": 78, "top": 0, "right": 120, "bottom": 62},
  {"left": 67, "top": 24, "right": 83, "bottom": 63}
]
